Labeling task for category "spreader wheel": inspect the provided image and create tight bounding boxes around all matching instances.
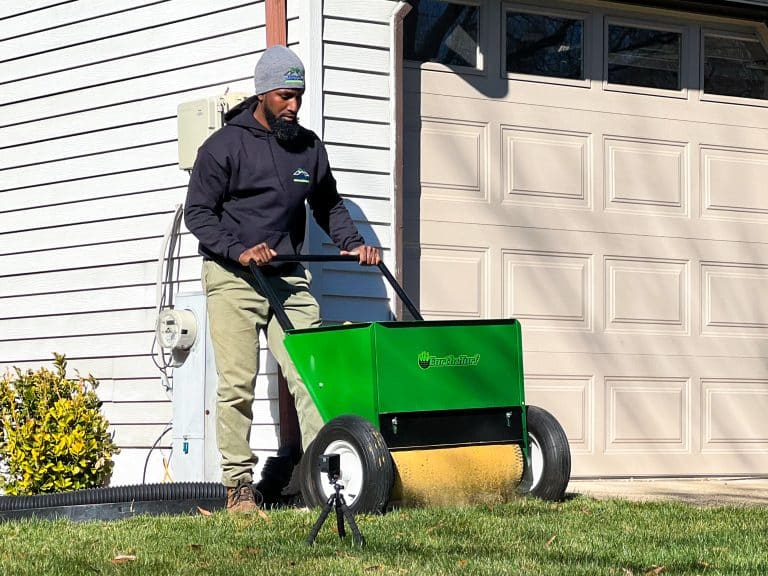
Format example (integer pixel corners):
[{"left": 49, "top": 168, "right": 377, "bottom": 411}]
[
  {"left": 518, "top": 405, "right": 571, "bottom": 501},
  {"left": 300, "top": 415, "right": 394, "bottom": 514}
]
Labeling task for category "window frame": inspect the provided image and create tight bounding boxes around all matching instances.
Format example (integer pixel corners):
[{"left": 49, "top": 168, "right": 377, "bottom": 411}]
[
  {"left": 700, "top": 26, "right": 768, "bottom": 108},
  {"left": 403, "top": 0, "right": 486, "bottom": 77},
  {"left": 602, "top": 16, "right": 689, "bottom": 100},
  {"left": 501, "top": 2, "right": 591, "bottom": 89}
]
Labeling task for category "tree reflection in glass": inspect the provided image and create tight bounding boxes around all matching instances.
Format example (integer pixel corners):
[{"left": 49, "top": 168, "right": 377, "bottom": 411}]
[
  {"left": 704, "top": 35, "right": 768, "bottom": 100},
  {"left": 404, "top": 0, "right": 479, "bottom": 67},
  {"left": 607, "top": 25, "right": 681, "bottom": 90},
  {"left": 506, "top": 12, "right": 583, "bottom": 80}
]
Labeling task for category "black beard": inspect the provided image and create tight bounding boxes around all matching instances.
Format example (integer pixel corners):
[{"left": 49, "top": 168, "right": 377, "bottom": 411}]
[{"left": 264, "top": 106, "right": 301, "bottom": 142}]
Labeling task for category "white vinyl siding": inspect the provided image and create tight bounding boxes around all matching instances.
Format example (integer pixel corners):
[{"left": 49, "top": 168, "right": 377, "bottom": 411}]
[
  {"left": 317, "top": 0, "right": 396, "bottom": 323},
  {"left": 0, "top": 0, "right": 267, "bottom": 486},
  {"left": 0, "top": 0, "right": 400, "bottom": 487}
]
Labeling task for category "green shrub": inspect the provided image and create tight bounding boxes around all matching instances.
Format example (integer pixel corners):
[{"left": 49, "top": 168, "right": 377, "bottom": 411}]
[{"left": 0, "top": 354, "right": 119, "bottom": 495}]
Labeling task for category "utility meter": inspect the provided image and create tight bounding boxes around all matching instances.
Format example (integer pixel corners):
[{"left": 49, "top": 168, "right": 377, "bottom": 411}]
[
  {"left": 156, "top": 308, "right": 198, "bottom": 351},
  {"left": 177, "top": 92, "right": 250, "bottom": 170}
]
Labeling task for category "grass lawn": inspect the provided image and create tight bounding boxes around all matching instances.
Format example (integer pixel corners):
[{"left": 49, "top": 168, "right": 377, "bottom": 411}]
[{"left": 0, "top": 496, "right": 765, "bottom": 576}]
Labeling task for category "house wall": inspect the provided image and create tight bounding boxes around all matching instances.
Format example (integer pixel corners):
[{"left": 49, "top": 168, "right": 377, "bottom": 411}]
[
  {"left": 312, "top": 0, "right": 399, "bottom": 324},
  {"left": 0, "top": 0, "right": 399, "bottom": 487},
  {"left": 5, "top": 0, "right": 761, "bottom": 487},
  {"left": 0, "top": 0, "right": 399, "bottom": 486}
]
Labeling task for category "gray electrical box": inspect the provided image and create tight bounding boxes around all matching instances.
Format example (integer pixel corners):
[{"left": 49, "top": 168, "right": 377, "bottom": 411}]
[{"left": 177, "top": 92, "right": 250, "bottom": 170}]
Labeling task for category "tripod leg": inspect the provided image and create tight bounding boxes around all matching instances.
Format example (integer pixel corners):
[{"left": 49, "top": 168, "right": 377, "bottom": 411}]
[
  {"left": 337, "top": 494, "right": 365, "bottom": 546},
  {"left": 335, "top": 498, "right": 347, "bottom": 539},
  {"left": 305, "top": 495, "right": 335, "bottom": 545}
]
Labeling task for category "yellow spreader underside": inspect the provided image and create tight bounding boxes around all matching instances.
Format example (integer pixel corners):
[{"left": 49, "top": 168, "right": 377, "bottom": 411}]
[{"left": 389, "top": 444, "right": 524, "bottom": 507}]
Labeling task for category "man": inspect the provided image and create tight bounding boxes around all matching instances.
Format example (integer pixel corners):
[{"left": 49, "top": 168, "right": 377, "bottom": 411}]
[{"left": 184, "top": 45, "right": 380, "bottom": 513}]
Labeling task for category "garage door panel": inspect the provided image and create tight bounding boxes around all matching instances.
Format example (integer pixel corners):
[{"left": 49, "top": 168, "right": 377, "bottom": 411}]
[
  {"left": 409, "top": 67, "right": 768, "bottom": 130},
  {"left": 405, "top": 1, "right": 768, "bottom": 476},
  {"left": 502, "top": 126, "right": 592, "bottom": 210},
  {"left": 702, "top": 379, "right": 768, "bottom": 453},
  {"left": 410, "top": 93, "right": 768, "bottom": 243},
  {"left": 524, "top": 375, "right": 594, "bottom": 455},
  {"left": 520, "top": 330, "right": 768, "bottom": 361},
  {"left": 419, "top": 118, "right": 489, "bottom": 202},
  {"left": 503, "top": 250, "right": 593, "bottom": 332},
  {"left": 524, "top": 352, "right": 768, "bottom": 475},
  {"left": 605, "top": 256, "right": 689, "bottom": 335},
  {"left": 604, "top": 136, "right": 689, "bottom": 216},
  {"left": 404, "top": 242, "right": 490, "bottom": 319},
  {"left": 414, "top": 221, "right": 768, "bottom": 359},
  {"left": 702, "top": 261, "right": 768, "bottom": 337},
  {"left": 414, "top": 195, "right": 768, "bottom": 245},
  {"left": 605, "top": 376, "right": 691, "bottom": 454},
  {"left": 701, "top": 145, "right": 768, "bottom": 222}
]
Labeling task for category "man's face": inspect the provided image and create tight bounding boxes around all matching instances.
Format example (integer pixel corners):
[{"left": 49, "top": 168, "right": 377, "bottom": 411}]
[{"left": 260, "top": 88, "right": 303, "bottom": 142}]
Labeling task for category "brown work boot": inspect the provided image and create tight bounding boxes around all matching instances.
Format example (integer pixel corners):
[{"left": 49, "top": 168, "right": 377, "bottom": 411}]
[{"left": 226, "top": 482, "right": 262, "bottom": 514}]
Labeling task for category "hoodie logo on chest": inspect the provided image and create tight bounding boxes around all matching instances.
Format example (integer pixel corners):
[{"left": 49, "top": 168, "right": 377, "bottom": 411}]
[{"left": 293, "top": 168, "right": 310, "bottom": 184}]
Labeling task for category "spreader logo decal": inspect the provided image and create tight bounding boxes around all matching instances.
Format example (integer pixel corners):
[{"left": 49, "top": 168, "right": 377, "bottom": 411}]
[{"left": 417, "top": 351, "right": 480, "bottom": 370}]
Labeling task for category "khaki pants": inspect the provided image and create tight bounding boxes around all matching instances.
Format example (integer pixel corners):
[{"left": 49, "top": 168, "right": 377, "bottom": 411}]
[{"left": 202, "top": 260, "right": 325, "bottom": 487}]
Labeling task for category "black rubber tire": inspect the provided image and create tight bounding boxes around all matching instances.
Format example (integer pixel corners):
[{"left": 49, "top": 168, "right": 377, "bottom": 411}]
[
  {"left": 519, "top": 405, "right": 571, "bottom": 501},
  {"left": 300, "top": 415, "right": 394, "bottom": 514}
]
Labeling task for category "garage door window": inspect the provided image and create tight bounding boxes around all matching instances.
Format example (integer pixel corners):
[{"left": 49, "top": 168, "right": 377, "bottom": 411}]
[
  {"left": 607, "top": 23, "right": 682, "bottom": 91},
  {"left": 404, "top": 0, "right": 480, "bottom": 68},
  {"left": 505, "top": 10, "right": 584, "bottom": 80},
  {"left": 703, "top": 33, "right": 768, "bottom": 101}
]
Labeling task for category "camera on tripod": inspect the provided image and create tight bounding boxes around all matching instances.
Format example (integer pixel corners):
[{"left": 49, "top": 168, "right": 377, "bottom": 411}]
[
  {"left": 307, "top": 451, "right": 364, "bottom": 546},
  {"left": 319, "top": 453, "right": 340, "bottom": 482}
]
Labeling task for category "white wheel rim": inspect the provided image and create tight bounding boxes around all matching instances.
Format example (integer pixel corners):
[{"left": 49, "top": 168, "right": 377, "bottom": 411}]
[
  {"left": 529, "top": 433, "right": 544, "bottom": 490},
  {"left": 317, "top": 440, "right": 365, "bottom": 505}
]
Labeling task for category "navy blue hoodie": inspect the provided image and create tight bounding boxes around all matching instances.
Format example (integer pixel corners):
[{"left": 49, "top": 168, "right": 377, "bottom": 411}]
[{"left": 184, "top": 97, "right": 364, "bottom": 267}]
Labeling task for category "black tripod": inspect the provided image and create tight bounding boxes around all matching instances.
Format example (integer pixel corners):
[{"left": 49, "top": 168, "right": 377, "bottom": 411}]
[{"left": 306, "top": 477, "right": 365, "bottom": 546}]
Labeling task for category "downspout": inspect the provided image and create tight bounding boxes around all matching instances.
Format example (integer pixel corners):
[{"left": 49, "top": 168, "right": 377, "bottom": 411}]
[
  {"left": 265, "top": 0, "right": 304, "bottom": 450},
  {"left": 266, "top": 0, "right": 287, "bottom": 46},
  {"left": 390, "top": 1, "right": 412, "bottom": 321}
]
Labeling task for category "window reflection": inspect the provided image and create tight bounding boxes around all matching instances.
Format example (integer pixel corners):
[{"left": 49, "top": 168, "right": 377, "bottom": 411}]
[
  {"left": 404, "top": 0, "right": 480, "bottom": 67},
  {"left": 506, "top": 12, "right": 584, "bottom": 79},
  {"left": 704, "top": 35, "right": 768, "bottom": 100},
  {"left": 608, "top": 25, "right": 681, "bottom": 90}
]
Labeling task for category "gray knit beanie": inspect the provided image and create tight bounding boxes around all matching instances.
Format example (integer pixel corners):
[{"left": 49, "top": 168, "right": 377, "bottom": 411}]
[{"left": 253, "top": 45, "right": 305, "bottom": 95}]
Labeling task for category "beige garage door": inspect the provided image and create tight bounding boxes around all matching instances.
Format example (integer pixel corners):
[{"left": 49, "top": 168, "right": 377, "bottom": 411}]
[{"left": 403, "top": 0, "right": 768, "bottom": 476}]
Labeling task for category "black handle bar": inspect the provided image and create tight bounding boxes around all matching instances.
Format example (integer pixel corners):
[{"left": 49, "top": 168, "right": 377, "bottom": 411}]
[{"left": 248, "top": 254, "right": 423, "bottom": 332}]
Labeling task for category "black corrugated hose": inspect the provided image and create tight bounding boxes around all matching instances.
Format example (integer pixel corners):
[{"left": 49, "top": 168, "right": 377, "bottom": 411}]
[{"left": 0, "top": 482, "right": 226, "bottom": 522}]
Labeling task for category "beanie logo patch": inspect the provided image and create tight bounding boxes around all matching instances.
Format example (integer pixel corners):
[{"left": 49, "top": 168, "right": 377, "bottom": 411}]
[
  {"left": 292, "top": 168, "right": 310, "bottom": 184},
  {"left": 284, "top": 67, "right": 304, "bottom": 85}
]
